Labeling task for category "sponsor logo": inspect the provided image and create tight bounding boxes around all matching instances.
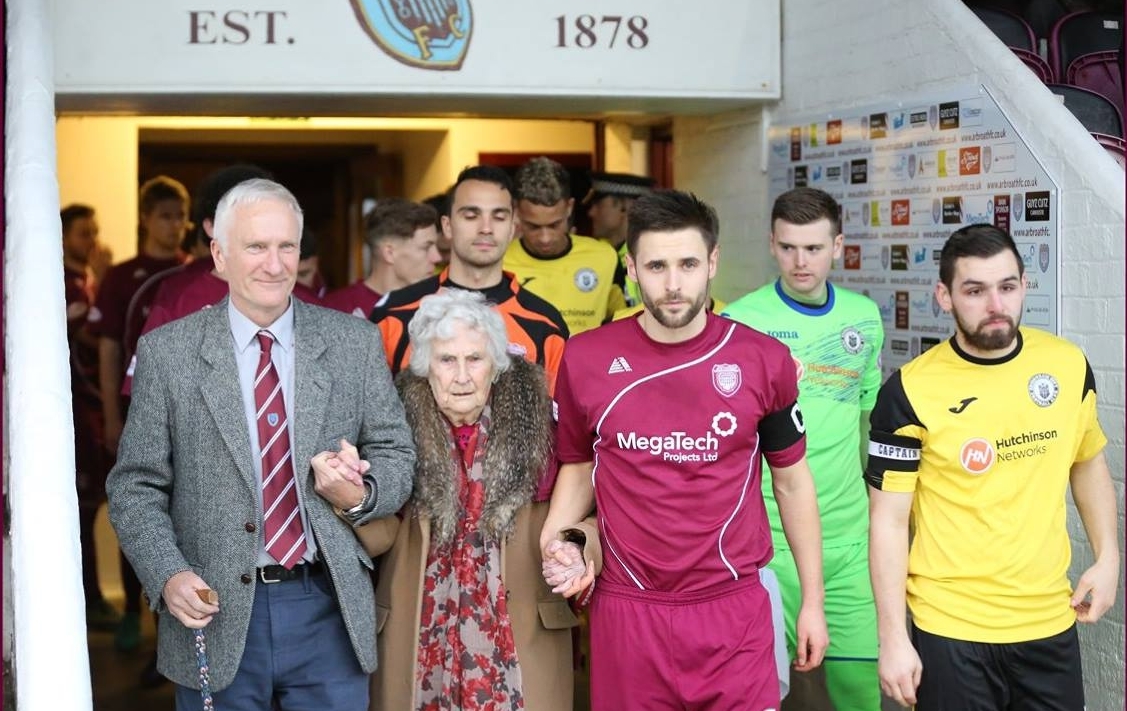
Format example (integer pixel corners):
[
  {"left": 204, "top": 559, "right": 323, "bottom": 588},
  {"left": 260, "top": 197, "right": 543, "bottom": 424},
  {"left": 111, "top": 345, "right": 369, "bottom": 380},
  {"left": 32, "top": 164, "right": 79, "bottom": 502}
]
[
  {"left": 351, "top": 0, "right": 473, "bottom": 70},
  {"left": 812, "top": 165, "right": 823, "bottom": 182},
  {"left": 910, "top": 337, "right": 921, "bottom": 357},
  {"left": 960, "top": 98, "right": 984, "bottom": 127},
  {"left": 841, "top": 327, "right": 865, "bottom": 354},
  {"left": 574, "top": 267, "right": 599, "bottom": 292},
  {"left": 921, "top": 336, "right": 941, "bottom": 352},
  {"left": 712, "top": 363, "right": 742, "bottom": 397},
  {"left": 912, "top": 245, "right": 929, "bottom": 265},
  {"left": 990, "top": 142, "right": 1017, "bottom": 173},
  {"left": 767, "top": 329, "right": 800, "bottom": 339},
  {"left": 1039, "top": 243, "right": 1050, "bottom": 273},
  {"left": 938, "top": 101, "right": 960, "bottom": 130},
  {"left": 891, "top": 199, "right": 910, "bottom": 225},
  {"left": 808, "top": 123, "right": 820, "bottom": 147},
  {"left": 844, "top": 245, "right": 862, "bottom": 270},
  {"left": 910, "top": 108, "right": 929, "bottom": 129},
  {"left": 712, "top": 411, "right": 738, "bottom": 437},
  {"left": 826, "top": 164, "right": 843, "bottom": 182},
  {"left": 948, "top": 396, "right": 978, "bottom": 414},
  {"left": 895, "top": 290, "right": 909, "bottom": 329},
  {"left": 891, "top": 112, "right": 906, "bottom": 131},
  {"left": 890, "top": 244, "right": 909, "bottom": 270},
  {"left": 959, "top": 438, "right": 995, "bottom": 474},
  {"left": 942, "top": 196, "right": 963, "bottom": 224},
  {"left": 851, "top": 159, "right": 868, "bottom": 185},
  {"left": 890, "top": 338, "right": 910, "bottom": 356},
  {"left": 794, "top": 165, "right": 808, "bottom": 187},
  {"left": 959, "top": 146, "right": 981, "bottom": 175},
  {"left": 827, "top": 119, "right": 842, "bottom": 145},
  {"left": 607, "top": 356, "right": 632, "bottom": 374},
  {"left": 869, "top": 113, "right": 888, "bottom": 139},
  {"left": 1028, "top": 373, "right": 1059, "bottom": 407},
  {"left": 790, "top": 127, "right": 802, "bottom": 161},
  {"left": 1025, "top": 191, "right": 1051, "bottom": 221},
  {"left": 993, "top": 194, "right": 1011, "bottom": 231},
  {"left": 616, "top": 427, "right": 721, "bottom": 463}
]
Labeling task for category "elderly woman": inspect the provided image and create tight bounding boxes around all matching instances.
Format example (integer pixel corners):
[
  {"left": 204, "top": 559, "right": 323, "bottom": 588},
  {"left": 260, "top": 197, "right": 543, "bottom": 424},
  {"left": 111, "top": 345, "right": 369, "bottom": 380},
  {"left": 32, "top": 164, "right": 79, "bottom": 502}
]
[{"left": 351, "top": 288, "right": 598, "bottom": 711}]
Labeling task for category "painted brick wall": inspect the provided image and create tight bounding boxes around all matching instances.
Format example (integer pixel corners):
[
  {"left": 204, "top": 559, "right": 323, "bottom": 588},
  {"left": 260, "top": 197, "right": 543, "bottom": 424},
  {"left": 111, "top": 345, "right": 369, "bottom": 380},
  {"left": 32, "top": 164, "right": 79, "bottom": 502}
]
[{"left": 674, "top": 0, "right": 1125, "bottom": 708}]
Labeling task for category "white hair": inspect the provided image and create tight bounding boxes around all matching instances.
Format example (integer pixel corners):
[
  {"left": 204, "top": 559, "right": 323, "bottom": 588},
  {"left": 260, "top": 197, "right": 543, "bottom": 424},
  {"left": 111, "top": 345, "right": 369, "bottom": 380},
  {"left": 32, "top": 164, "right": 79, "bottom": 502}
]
[
  {"left": 407, "top": 289, "right": 511, "bottom": 378},
  {"left": 212, "top": 178, "right": 304, "bottom": 253}
]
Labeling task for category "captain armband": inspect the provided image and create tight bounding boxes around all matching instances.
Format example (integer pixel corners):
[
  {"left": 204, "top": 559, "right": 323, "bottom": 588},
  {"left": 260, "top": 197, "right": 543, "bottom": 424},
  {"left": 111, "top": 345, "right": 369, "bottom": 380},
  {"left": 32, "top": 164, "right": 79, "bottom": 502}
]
[
  {"left": 866, "top": 431, "right": 921, "bottom": 472},
  {"left": 759, "top": 400, "right": 806, "bottom": 452}
]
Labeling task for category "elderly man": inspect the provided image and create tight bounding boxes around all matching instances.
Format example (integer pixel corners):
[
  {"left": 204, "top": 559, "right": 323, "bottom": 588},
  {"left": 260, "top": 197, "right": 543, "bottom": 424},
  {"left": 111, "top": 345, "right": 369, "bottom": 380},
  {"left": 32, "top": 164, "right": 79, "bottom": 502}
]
[{"left": 107, "top": 178, "right": 415, "bottom": 710}]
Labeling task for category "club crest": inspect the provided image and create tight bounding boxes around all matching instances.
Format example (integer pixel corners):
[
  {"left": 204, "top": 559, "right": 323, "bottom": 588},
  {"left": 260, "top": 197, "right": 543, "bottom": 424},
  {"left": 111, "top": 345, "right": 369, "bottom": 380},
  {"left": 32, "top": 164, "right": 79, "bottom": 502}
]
[
  {"left": 712, "top": 364, "right": 742, "bottom": 397},
  {"left": 267, "top": 412, "right": 280, "bottom": 427},
  {"left": 1011, "top": 193, "right": 1024, "bottom": 221},
  {"left": 351, "top": 0, "right": 473, "bottom": 71},
  {"left": 1038, "top": 243, "right": 1050, "bottom": 273},
  {"left": 1028, "top": 372, "right": 1059, "bottom": 407}
]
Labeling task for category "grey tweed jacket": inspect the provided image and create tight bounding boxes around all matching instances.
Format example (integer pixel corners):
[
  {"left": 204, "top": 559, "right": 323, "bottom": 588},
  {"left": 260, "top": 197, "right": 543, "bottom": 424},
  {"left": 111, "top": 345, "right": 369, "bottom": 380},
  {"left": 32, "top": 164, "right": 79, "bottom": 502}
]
[{"left": 106, "top": 297, "right": 415, "bottom": 692}]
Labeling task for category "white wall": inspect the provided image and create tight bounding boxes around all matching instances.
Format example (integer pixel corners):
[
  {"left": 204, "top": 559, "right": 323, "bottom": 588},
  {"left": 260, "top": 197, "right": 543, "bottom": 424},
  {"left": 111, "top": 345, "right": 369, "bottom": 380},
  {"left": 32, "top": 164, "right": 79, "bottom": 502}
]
[{"left": 674, "top": 1, "right": 1125, "bottom": 708}]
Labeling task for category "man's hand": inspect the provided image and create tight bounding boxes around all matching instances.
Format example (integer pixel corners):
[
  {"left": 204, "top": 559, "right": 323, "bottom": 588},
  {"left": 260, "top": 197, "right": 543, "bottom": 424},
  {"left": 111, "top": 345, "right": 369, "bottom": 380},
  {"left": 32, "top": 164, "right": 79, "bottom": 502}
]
[
  {"left": 311, "top": 438, "right": 369, "bottom": 510},
  {"left": 541, "top": 539, "right": 595, "bottom": 598},
  {"left": 1072, "top": 556, "right": 1120, "bottom": 623},
  {"left": 792, "top": 601, "right": 828, "bottom": 671},
  {"left": 877, "top": 634, "right": 922, "bottom": 708},
  {"left": 163, "top": 570, "right": 220, "bottom": 629}
]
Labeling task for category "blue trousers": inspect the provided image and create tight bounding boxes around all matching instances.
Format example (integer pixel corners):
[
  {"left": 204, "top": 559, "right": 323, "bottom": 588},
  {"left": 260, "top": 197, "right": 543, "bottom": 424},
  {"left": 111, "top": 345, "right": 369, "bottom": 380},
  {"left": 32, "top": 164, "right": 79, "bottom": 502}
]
[{"left": 175, "top": 571, "right": 368, "bottom": 711}]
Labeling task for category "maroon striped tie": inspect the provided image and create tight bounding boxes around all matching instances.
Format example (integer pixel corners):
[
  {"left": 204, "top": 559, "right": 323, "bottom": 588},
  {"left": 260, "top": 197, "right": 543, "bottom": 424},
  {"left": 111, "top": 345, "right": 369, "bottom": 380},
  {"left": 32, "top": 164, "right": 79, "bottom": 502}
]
[{"left": 254, "top": 331, "right": 307, "bottom": 569}]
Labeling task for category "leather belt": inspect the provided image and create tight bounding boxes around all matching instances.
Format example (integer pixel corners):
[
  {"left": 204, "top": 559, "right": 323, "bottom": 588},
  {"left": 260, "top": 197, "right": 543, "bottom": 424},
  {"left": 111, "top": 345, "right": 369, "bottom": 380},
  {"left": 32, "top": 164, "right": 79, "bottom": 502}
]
[{"left": 257, "top": 560, "right": 323, "bottom": 584}]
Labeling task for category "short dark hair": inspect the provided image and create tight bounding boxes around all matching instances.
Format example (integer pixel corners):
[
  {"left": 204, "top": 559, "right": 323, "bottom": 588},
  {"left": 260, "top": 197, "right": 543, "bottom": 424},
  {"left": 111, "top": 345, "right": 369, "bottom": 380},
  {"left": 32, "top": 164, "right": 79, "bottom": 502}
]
[
  {"left": 138, "top": 175, "right": 189, "bottom": 216},
  {"left": 190, "top": 164, "right": 273, "bottom": 247},
  {"left": 626, "top": 190, "right": 719, "bottom": 256},
  {"left": 939, "top": 224, "right": 1025, "bottom": 288},
  {"left": 422, "top": 191, "right": 450, "bottom": 224},
  {"left": 771, "top": 187, "right": 841, "bottom": 237},
  {"left": 449, "top": 165, "right": 514, "bottom": 205},
  {"left": 515, "top": 157, "right": 571, "bottom": 205},
  {"left": 364, "top": 198, "right": 438, "bottom": 250},
  {"left": 60, "top": 203, "right": 95, "bottom": 235}
]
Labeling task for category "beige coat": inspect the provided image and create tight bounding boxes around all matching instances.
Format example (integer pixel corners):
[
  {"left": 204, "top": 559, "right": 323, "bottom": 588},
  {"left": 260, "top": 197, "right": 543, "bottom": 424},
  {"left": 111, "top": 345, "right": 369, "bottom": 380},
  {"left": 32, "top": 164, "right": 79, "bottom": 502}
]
[{"left": 364, "top": 508, "right": 599, "bottom": 711}]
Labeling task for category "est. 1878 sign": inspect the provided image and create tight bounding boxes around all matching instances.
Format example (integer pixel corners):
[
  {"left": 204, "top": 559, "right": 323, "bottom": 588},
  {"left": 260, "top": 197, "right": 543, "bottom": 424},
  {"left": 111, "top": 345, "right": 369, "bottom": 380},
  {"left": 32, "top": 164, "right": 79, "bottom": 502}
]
[{"left": 53, "top": 1, "right": 780, "bottom": 112}]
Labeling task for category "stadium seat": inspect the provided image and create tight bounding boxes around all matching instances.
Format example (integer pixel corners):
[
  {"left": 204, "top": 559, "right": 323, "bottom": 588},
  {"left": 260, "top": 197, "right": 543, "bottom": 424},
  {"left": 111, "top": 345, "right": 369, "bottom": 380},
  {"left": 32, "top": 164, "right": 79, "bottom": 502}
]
[
  {"left": 1067, "top": 50, "right": 1125, "bottom": 118},
  {"left": 1050, "top": 11, "right": 1123, "bottom": 85},
  {"left": 1047, "top": 83, "right": 1124, "bottom": 138},
  {"left": 970, "top": 6, "right": 1036, "bottom": 51},
  {"left": 1013, "top": 47, "right": 1056, "bottom": 83},
  {"left": 1022, "top": 0, "right": 1070, "bottom": 47}
]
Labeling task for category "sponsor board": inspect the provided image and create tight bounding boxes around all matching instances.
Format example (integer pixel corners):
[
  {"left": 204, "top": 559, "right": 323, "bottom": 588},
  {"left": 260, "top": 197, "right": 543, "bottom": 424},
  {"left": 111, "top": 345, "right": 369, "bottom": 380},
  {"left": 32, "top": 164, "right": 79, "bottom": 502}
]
[{"left": 1025, "top": 191, "right": 1050, "bottom": 221}]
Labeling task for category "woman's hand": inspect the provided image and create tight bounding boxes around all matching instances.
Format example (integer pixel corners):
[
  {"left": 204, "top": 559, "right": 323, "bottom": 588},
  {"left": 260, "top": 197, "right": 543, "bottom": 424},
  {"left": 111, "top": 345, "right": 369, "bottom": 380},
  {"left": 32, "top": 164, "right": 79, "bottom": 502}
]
[{"left": 542, "top": 539, "right": 595, "bottom": 602}]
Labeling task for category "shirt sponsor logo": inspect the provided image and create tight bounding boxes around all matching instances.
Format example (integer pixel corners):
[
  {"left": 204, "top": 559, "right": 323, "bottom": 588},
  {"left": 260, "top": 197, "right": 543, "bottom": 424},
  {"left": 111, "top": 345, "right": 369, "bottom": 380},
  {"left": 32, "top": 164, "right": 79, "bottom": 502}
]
[
  {"left": 959, "top": 438, "right": 995, "bottom": 474},
  {"left": 616, "top": 412, "right": 736, "bottom": 463},
  {"left": 994, "top": 428, "right": 1058, "bottom": 461}
]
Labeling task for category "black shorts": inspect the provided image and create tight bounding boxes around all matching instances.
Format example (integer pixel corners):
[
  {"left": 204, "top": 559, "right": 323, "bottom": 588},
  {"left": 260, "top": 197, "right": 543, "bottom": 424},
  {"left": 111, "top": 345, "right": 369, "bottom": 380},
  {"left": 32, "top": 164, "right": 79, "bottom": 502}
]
[{"left": 912, "top": 623, "right": 1084, "bottom": 711}]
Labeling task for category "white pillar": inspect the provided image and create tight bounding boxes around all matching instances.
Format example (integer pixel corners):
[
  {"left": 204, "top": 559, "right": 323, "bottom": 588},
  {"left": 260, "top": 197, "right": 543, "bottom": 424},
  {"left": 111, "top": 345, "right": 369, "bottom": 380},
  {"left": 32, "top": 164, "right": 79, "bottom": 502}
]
[{"left": 5, "top": 0, "right": 94, "bottom": 708}]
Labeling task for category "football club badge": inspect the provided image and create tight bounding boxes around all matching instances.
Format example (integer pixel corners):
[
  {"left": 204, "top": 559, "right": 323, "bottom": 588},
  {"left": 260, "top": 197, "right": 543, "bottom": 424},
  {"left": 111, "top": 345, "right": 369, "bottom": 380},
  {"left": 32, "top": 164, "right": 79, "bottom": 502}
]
[
  {"left": 982, "top": 145, "right": 992, "bottom": 173},
  {"left": 267, "top": 413, "right": 280, "bottom": 427},
  {"left": 1027, "top": 373, "right": 1059, "bottom": 407},
  {"left": 351, "top": 0, "right": 473, "bottom": 70},
  {"left": 711, "top": 364, "right": 742, "bottom": 397},
  {"left": 1038, "top": 244, "right": 1050, "bottom": 273},
  {"left": 841, "top": 327, "right": 865, "bottom": 354},
  {"left": 931, "top": 198, "right": 941, "bottom": 224},
  {"left": 928, "top": 105, "right": 938, "bottom": 130},
  {"left": 907, "top": 153, "right": 917, "bottom": 179},
  {"left": 880, "top": 245, "right": 890, "bottom": 269},
  {"left": 1012, "top": 193, "right": 1024, "bottom": 221},
  {"left": 574, "top": 267, "right": 599, "bottom": 292}
]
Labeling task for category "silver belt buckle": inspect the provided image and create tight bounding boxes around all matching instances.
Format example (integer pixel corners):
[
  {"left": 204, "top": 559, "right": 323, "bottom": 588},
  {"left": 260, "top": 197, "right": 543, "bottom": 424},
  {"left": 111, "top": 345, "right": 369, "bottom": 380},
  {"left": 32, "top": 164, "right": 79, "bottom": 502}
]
[{"left": 259, "top": 567, "right": 284, "bottom": 584}]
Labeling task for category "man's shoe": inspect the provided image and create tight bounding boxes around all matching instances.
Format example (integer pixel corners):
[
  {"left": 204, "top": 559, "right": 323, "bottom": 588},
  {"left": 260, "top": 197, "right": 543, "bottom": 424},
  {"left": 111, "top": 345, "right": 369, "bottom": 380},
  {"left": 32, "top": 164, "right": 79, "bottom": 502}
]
[
  {"left": 85, "top": 599, "right": 121, "bottom": 632},
  {"left": 138, "top": 654, "right": 167, "bottom": 689},
  {"left": 114, "top": 612, "right": 141, "bottom": 652}
]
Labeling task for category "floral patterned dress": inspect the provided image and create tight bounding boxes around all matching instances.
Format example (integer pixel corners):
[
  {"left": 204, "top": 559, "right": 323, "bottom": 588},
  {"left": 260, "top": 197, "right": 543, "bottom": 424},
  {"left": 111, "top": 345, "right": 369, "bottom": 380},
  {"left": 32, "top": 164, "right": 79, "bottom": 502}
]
[{"left": 415, "top": 421, "right": 525, "bottom": 710}]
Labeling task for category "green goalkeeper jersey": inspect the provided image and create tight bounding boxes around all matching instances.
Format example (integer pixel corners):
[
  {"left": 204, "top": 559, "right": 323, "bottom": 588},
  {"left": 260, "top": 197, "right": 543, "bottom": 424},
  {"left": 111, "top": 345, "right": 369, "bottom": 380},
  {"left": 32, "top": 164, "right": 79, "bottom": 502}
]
[{"left": 724, "top": 280, "right": 884, "bottom": 549}]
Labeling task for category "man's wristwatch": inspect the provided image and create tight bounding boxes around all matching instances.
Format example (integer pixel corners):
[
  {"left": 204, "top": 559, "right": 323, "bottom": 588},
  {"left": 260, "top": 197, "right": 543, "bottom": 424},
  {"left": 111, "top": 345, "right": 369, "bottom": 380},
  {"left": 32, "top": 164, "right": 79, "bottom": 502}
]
[{"left": 342, "top": 482, "right": 373, "bottom": 523}]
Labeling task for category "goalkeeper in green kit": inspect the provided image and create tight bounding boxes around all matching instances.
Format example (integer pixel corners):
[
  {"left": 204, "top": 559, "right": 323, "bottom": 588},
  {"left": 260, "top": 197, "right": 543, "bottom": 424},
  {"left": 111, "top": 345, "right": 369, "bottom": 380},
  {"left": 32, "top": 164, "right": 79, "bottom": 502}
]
[{"left": 724, "top": 187, "right": 884, "bottom": 710}]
